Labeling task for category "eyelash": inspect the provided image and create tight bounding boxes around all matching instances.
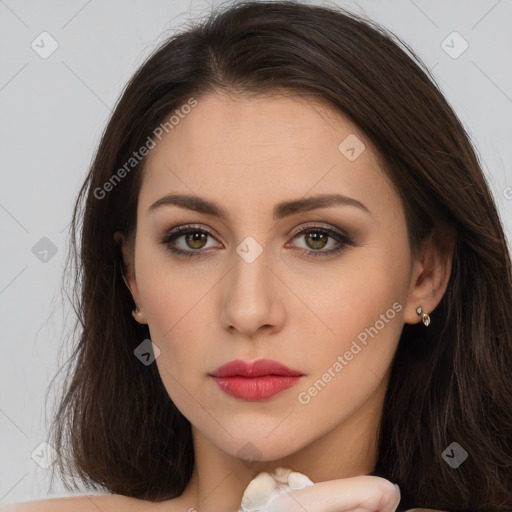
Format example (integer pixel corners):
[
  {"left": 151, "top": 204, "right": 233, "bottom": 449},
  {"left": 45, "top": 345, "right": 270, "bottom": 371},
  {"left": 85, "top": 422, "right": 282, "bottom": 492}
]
[{"left": 160, "top": 223, "right": 354, "bottom": 259}]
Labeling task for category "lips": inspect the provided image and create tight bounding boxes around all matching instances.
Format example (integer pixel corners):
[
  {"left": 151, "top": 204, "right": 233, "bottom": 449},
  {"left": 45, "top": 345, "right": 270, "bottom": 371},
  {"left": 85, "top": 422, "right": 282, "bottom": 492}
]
[
  {"left": 209, "top": 358, "right": 304, "bottom": 378},
  {"left": 209, "top": 358, "right": 305, "bottom": 401}
]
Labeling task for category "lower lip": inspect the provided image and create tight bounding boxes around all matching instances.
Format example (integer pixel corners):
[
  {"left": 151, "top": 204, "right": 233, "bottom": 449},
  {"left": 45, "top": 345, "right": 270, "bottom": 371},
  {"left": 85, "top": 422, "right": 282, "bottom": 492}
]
[{"left": 211, "top": 375, "right": 303, "bottom": 401}]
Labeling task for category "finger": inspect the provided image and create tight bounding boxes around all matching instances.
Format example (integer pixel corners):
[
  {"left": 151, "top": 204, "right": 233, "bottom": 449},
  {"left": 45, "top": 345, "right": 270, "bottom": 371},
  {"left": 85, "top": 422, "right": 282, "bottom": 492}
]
[{"left": 263, "top": 475, "right": 400, "bottom": 512}]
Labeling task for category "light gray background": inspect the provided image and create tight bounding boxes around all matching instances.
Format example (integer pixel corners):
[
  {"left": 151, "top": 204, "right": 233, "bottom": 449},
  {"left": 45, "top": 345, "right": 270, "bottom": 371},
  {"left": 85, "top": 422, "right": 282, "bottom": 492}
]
[{"left": 1, "top": 0, "right": 511, "bottom": 504}]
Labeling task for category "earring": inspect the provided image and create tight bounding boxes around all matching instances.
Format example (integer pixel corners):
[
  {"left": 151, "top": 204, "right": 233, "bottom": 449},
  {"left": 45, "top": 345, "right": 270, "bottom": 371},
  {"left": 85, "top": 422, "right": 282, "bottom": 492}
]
[
  {"left": 132, "top": 306, "right": 141, "bottom": 317},
  {"left": 416, "top": 306, "right": 431, "bottom": 327}
]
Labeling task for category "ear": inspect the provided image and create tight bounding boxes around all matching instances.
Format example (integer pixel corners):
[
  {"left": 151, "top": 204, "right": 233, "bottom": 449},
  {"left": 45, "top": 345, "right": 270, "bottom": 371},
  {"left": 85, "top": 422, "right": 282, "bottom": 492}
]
[
  {"left": 403, "top": 223, "right": 455, "bottom": 325},
  {"left": 113, "top": 231, "right": 148, "bottom": 324}
]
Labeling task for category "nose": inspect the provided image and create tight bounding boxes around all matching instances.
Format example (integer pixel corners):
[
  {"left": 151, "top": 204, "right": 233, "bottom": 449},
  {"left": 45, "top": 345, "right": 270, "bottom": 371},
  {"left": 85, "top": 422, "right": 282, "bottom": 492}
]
[{"left": 219, "top": 241, "right": 286, "bottom": 338}]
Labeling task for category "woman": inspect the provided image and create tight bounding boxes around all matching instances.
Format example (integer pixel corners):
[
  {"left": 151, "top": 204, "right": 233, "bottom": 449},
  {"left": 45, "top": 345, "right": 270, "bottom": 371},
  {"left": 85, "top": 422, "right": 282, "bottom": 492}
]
[{"left": 6, "top": 1, "right": 511, "bottom": 511}]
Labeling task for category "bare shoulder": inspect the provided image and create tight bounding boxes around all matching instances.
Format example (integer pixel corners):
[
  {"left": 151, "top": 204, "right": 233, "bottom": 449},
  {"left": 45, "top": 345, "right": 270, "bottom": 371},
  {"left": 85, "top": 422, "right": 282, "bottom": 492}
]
[{"left": 0, "top": 493, "right": 183, "bottom": 512}]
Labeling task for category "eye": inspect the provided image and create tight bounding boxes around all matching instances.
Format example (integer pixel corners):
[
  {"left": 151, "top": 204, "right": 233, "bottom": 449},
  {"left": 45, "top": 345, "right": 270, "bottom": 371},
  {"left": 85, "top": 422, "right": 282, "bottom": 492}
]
[
  {"left": 160, "top": 223, "right": 354, "bottom": 259},
  {"left": 286, "top": 224, "right": 353, "bottom": 258},
  {"left": 160, "top": 224, "right": 221, "bottom": 258}
]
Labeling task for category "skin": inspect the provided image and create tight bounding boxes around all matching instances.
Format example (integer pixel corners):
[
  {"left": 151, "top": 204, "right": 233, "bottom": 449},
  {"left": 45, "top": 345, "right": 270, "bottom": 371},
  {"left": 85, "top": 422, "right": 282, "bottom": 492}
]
[
  {"left": 117, "top": 91, "right": 453, "bottom": 511},
  {"left": 3, "top": 91, "right": 452, "bottom": 512}
]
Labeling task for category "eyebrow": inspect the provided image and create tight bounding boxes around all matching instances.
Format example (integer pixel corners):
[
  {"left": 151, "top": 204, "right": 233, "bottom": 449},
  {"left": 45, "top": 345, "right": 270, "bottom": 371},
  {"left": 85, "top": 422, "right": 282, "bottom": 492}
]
[{"left": 147, "top": 193, "right": 371, "bottom": 220}]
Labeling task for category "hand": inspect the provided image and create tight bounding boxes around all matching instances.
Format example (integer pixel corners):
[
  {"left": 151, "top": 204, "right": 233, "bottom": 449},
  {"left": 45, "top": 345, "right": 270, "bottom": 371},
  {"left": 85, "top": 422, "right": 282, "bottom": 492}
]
[{"left": 260, "top": 475, "right": 401, "bottom": 511}]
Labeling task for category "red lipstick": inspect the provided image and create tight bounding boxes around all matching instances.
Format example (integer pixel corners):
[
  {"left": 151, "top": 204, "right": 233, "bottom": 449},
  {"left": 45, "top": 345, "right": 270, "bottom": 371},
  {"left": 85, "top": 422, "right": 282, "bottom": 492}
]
[{"left": 209, "top": 358, "right": 304, "bottom": 401}]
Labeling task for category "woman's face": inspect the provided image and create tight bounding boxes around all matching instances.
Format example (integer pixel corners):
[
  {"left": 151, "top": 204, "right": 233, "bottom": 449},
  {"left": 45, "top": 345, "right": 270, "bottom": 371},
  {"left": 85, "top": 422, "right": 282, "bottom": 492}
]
[{"left": 120, "top": 91, "right": 418, "bottom": 466}]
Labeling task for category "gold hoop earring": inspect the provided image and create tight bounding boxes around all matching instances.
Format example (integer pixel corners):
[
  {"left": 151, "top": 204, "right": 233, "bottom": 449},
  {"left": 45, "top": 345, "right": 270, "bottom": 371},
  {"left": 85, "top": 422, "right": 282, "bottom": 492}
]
[{"left": 416, "top": 306, "right": 431, "bottom": 327}]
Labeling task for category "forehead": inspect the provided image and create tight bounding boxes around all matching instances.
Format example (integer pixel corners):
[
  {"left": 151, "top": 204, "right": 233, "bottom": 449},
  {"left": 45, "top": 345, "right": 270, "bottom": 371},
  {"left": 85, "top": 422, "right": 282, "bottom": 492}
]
[
  {"left": 146, "top": 91, "right": 364, "bottom": 161},
  {"left": 139, "top": 91, "right": 398, "bottom": 221}
]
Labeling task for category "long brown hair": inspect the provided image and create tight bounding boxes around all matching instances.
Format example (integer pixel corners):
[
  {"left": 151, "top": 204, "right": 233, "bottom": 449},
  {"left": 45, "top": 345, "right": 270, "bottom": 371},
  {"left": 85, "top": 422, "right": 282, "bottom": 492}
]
[{"left": 46, "top": 1, "right": 512, "bottom": 509}]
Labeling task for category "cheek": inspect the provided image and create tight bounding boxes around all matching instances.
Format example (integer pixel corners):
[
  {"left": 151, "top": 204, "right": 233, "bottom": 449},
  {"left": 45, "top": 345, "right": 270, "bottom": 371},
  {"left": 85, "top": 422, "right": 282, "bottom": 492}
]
[
  {"left": 293, "top": 272, "right": 405, "bottom": 423},
  {"left": 135, "top": 237, "right": 213, "bottom": 339},
  {"left": 141, "top": 279, "right": 210, "bottom": 376},
  {"left": 133, "top": 252, "right": 208, "bottom": 401},
  {"left": 146, "top": 289, "right": 211, "bottom": 416},
  {"left": 311, "top": 282, "right": 403, "bottom": 376},
  {"left": 297, "top": 236, "right": 409, "bottom": 381},
  {"left": 313, "top": 250, "right": 407, "bottom": 334}
]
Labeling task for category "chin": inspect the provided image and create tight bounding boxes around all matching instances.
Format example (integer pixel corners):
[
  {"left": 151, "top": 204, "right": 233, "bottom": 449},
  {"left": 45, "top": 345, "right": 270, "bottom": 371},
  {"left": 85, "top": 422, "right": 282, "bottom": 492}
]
[{"left": 218, "top": 433, "right": 307, "bottom": 464}]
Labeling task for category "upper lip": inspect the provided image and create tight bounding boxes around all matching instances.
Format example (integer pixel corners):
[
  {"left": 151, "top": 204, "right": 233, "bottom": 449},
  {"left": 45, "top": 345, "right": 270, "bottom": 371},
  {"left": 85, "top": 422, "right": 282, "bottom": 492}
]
[{"left": 210, "top": 358, "right": 304, "bottom": 378}]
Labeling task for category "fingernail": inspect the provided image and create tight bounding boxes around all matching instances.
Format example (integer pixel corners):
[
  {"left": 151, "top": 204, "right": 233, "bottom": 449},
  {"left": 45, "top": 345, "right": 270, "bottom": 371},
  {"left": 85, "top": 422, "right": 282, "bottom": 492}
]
[{"left": 394, "top": 483, "right": 401, "bottom": 493}]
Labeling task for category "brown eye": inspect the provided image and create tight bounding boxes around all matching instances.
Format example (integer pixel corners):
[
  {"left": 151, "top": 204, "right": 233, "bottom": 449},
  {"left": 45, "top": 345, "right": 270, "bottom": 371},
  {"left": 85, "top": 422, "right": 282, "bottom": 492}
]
[
  {"left": 184, "top": 231, "right": 208, "bottom": 250},
  {"left": 161, "top": 223, "right": 353, "bottom": 259},
  {"left": 288, "top": 225, "right": 353, "bottom": 258},
  {"left": 303, "top": 230, "right": 329, "bottom": 250},
  {"left": 161, "top": 225, "right": 221, "bottom": 257}
]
